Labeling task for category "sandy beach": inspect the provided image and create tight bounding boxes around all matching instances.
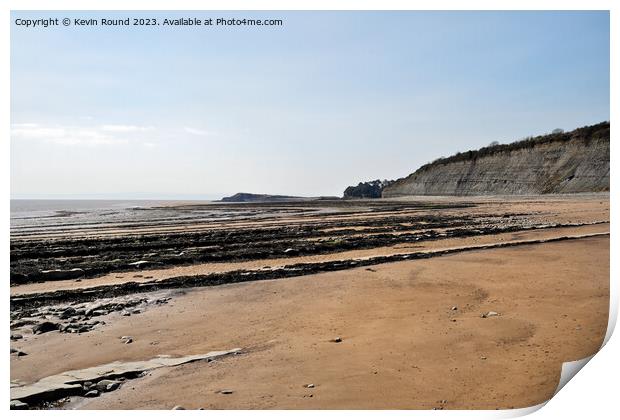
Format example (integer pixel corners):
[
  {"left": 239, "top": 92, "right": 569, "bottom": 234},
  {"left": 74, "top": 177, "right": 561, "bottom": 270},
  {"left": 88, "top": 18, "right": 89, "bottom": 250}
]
[{"left": 9, "top": 195, "right": 610, "bottom": 409}]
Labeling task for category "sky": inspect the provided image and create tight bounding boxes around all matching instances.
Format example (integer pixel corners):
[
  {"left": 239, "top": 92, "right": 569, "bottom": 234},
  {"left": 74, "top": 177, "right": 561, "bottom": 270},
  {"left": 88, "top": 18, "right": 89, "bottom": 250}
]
[{"left": 10, "top": 11, "right": 610, "bottom": 199}]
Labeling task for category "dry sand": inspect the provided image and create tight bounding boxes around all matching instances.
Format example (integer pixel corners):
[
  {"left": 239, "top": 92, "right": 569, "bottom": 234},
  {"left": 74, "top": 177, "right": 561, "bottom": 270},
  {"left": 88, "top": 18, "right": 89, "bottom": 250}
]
[{"left": 11, "top": 236, "right": 609, "bottom": 409}]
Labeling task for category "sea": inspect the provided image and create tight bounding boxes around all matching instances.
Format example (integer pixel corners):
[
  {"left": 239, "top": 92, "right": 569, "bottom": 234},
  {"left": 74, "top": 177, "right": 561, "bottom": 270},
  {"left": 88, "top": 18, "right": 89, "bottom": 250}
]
[{"left": 10, "top": 199, "right": 212, "bottom": 235}]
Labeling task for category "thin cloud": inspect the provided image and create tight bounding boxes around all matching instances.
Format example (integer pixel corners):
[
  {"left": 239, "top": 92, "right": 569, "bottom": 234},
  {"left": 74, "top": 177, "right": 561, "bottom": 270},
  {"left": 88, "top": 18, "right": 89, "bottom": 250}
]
[
  {"left": 183, "top": 127, "right": 213, "bottom": 136},
  {"left": 11, "top": 123, "right": 39, "bottom": 128},
  {"left": 10, "top": 123, "right": 139, "bottom": 146},
  {"left": 11, "top": 125, "right": 68, "bottom": 141},
  {"left": 101, "top": 124, "right": 153, "bottom": 132}
]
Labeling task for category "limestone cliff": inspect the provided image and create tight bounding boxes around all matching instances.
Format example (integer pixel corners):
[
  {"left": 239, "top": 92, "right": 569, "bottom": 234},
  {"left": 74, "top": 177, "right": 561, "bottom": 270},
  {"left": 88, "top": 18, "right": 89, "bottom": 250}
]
[{"left": 382, "top": 122, "right": 609, "bottom": 197}]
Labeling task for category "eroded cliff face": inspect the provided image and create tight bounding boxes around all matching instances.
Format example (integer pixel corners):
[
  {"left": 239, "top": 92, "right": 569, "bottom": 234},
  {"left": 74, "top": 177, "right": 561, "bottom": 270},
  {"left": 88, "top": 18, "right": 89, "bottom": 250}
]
[{"left": 383, "top": 122, "right": 610, "bottom": 197}]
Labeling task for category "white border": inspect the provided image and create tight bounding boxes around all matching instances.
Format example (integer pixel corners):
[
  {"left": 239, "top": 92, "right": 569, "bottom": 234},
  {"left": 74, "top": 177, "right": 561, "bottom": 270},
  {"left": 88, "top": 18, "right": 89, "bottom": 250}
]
[{"left": 2, "top": 1, "right": 616, "bottom": 419}]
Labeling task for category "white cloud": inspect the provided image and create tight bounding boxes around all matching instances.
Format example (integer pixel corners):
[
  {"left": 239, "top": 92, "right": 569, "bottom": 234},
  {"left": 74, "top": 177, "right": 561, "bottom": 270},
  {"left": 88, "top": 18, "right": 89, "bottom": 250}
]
[
  {"left": 11, "top": 123, "right": 39, "bottom": 128},
  {"left": 183, "top": 127, "right": 213, "bottom": 136},
  {"left": 10, "top": 123, "right": 154, "bottom": 146},
  {"left": 11, "top": 125, "right": 66, "bottom": 140},
  {"left": 101, "top": 124, "right": 153, "bottom": 133}
]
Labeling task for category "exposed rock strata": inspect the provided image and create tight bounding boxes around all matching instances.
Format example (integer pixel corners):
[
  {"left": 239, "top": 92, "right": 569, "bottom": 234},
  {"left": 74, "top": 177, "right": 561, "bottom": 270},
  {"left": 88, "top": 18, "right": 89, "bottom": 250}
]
[
  {"left": 383, "top": 122, "right": 609, "bottom": 197},
  {"left": 10, "top": 230, "right": 608, "bottom": 310}
]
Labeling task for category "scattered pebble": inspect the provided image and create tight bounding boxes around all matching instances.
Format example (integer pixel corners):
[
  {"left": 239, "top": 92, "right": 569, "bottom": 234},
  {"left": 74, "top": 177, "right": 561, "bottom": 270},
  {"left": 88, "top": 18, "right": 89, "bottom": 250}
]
[
  {"left": 331, "top": 337, "right": 342, "bottom": 343},
  {"left": 219, "top": 389, "right": 234, "bottom": 395},
  {"left": 481, "top": 311, "right": 500, "bottom": 318},
  {"left": 172, "top": 406, "right": 185, "bottom": 410}
]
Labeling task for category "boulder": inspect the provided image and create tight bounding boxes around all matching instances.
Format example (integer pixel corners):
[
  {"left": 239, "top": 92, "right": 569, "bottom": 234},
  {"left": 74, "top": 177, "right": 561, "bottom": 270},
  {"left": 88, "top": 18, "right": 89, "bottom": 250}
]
[
  {"left": 128, "top": 260, "right": 151, "bottom": 269},
  {"left": 59, "top": 307, "right": 77, "bottom": 319},
  {"left": 106, "top": 382, "right": 120, "bottom": 392},
  {"left": 38, "top": 268, "right": 84, "bottom": 281},
  {"left": 32, "top": 321, "right": 60, "bottom": 335},
  {"left": 10, "top": 400, "right": 29, "bottom": 410},
  {"left": 95, "top": 380, "right": 119, "bottom": 392},
  {"left": 10, "top": 272, "right": 29, "bottom": 285}
]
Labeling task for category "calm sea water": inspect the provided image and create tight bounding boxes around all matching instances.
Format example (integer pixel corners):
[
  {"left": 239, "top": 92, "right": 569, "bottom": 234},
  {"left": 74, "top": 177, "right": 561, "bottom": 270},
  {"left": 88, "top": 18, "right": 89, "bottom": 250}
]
[
  {"left": 11, "top": 199, "right": 171, "bottom": 216},
  {"left": 10, "top": 199, "right": 211, "bottom": 233},
  {"left": 10, "top": 199, "right": 326, "bottom": 236}
]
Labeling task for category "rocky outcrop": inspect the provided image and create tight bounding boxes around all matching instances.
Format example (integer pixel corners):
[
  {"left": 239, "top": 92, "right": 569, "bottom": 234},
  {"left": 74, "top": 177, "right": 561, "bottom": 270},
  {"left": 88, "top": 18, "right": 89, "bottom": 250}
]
[
  {"left": 220, "top": 193, "right": 302, "bottom": 202},
  {"left": 383, "top": 122, "right": 610, "bottom": 197},
  {"left": 10, "top": 349, "right": 242, "bottom": 406},
  {"left": 343, "top": 179, "right": 394, "bottom": 199}
]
